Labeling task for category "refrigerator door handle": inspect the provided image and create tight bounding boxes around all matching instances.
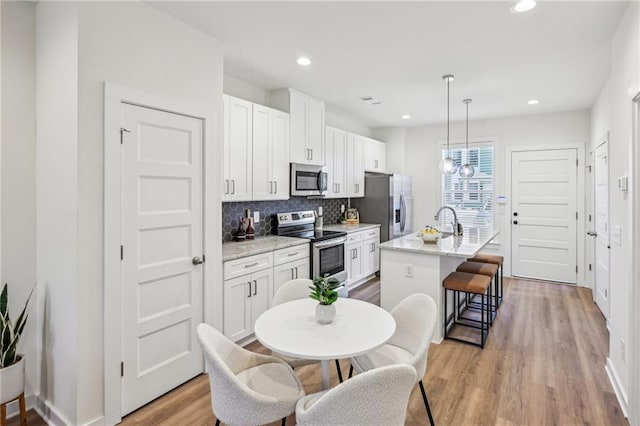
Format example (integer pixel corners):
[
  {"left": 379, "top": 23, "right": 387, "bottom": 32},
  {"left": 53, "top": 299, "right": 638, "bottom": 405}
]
[{"left": 400, "top": 193, "right": 406, "bottom": 232}]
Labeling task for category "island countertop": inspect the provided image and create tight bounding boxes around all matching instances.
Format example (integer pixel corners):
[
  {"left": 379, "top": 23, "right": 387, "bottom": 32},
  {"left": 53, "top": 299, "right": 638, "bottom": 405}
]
[
  {"left": 321, "top": 223, "right": 381, "bottom": 233},
  {"left": 380, "top": 228, "right": 499, "bottom": 258}
]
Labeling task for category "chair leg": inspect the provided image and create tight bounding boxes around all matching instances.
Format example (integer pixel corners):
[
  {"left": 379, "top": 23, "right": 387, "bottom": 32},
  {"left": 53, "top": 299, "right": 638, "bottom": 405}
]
[
  {"left": 335, "top": 359, "right": 343, "bottom": 383},
  {"left": 215, "top": 419, "right": 220, "bottom": 426},
  {"left": 348, "top": 364, "right": 354, "bottom": 378},
  {"left": 282, "top": 417, "right": 286, "bottom": 426},
  {"left": 1, "top": 402, "right": 6, "bottom": 426},
  {"left": 418, "top": 380, "right": 435, "bottom": 426},
  {"left": 19, "top": 393, "right": 26, "bottom": 426}
]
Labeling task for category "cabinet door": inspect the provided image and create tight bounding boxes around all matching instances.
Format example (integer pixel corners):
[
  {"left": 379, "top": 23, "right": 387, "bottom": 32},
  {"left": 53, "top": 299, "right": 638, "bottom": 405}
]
[
  {"left": 364, "top": 137, "right": 376, "bottom": 172},
  {"left": 347, "top": 133, "right": 365, "bottom": 198},
  {"left": 252, "top": 104, "right": 272, "bottom": 200},
  {"left": 346, "top": 243, "right": 363, "bottom": 285},
  {"left": 362, "top": 238, "right": 379, "bottom": 277},
  {"left": 376, "top": 142, "right": 386, "bottom": 173},
  {"left": 325, "top": 126, "right": 337, "bottom": 198},
  {"left": 273, "top": 262, "right": 296, "bottom": 304},
  {"left": 293, "top": 257, "right": 311, "bottom": 280},
  {"left": 271, "top": 110, "right": 290, "bottom": 200},
  {"left": 290, "top": 91, "right": 309, "bottom": 164},
  {"left": 334, "top": 129, "right": 347, "bottom": 198},
  {"left": 307, "top": 97, "right": 325, "bottom": 166},
  {"left": 222, "top": 95, "right": 231, "bottom": 199},
  {"left": 250, "top": 269, "right": 272, "bottom": 326},
  {"left": 227, "top": 96, "right": 253, "bottom": 201},
  {"left": 223, "top": 275, "right": 252, "bottom": 341}
]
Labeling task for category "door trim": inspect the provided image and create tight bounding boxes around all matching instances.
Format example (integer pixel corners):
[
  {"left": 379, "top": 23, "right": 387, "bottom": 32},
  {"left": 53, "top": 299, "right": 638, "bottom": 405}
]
[
  {"left": 630, "top": 91, "right": 640, "bottom": 426},
  {"left": 103, "top": 83, "right": 222, "bottom": 425},
  {"left": 505, "top": 143, "right": 585, "bottom": 283}
]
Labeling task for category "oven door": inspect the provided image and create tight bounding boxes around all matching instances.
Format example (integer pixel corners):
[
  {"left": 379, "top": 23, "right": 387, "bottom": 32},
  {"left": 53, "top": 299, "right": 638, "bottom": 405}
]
[
  {"left": 291, "top": 163, "right": 328, "bottom": 196},
  {"left": 313, "top": 237, "right": 347, "bottom": 283}
]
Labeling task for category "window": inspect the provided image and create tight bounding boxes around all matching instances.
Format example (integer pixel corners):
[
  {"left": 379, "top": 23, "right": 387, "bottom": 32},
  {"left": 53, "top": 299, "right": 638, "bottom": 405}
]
[{"left": 440, "top": 144, "right": 494, "bottom": 231}]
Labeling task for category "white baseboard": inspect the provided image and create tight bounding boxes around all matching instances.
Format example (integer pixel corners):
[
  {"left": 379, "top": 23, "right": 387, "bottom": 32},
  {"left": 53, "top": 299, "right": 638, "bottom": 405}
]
[
  {"left": 33, "top": 396, "right": 73, "bottom": 425},
  {"left": 605, "top": 358, "right": 629, "bottom": 418}
]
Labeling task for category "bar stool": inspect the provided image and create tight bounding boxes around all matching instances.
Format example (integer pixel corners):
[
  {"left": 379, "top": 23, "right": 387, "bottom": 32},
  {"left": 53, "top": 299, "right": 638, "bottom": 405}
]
[
  {"left": 443, "top": 271, "right": 492, "bottom": 348},
  {"left": 456, "top": 261, "right": 500, "bottom": 325},
  {"left": 468, "top": 254, "right": 504, "bottom": 307}
]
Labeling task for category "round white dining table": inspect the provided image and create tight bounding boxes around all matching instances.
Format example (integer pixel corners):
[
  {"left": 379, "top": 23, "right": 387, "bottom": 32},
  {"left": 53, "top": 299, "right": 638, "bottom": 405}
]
[{"left": 254, "top": 297, "right": 396, "bottom": 390}]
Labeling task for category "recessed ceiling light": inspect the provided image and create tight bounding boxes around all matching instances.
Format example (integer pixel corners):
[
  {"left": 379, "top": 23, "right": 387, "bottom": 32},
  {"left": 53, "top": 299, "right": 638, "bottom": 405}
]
[
  {"left": 296, "top": 57, "right": 311, "bottom": 66},
  {"left": 527, "top": 99, "right": 539, "bottom": 105},
  {"left": 511, "top": 0, "right": 536, "bottom": 13},
  {"left": 402, "top": 114, "right": 411, "bottom": 120}
]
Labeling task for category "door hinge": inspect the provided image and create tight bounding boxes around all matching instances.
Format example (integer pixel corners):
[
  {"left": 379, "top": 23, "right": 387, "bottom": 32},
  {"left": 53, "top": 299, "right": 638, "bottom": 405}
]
[
  {"left": 576, "top": 265, "right": 578, "bottom": 273},
  {"left": 120, "top": 245, "right": 124, "bottom": 260},
  {"left": 120, "top": 127, "right": 131, "bottom": 144},
  {"left": 605, "top": 289, "right": 608, "bottom": 297},
  {"left": 589, "top": 264, "right": 592, "bottom": 271},
  {"left": 588, "top": 214, "right": 592, "bottom": 222},
  {"left": 121, "top": 361, "right": 124, "bottom": 377},
  {"left": 576, "top": 212, "right": 578, "bottom": 220}
]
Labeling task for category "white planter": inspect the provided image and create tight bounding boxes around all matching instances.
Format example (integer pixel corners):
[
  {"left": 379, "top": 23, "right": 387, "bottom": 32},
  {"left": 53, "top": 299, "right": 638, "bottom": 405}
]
[
  {"left": 315, "top": 303, "right": 336, "bottom": 324},
  {"left": 0, "top": 355, "right": 25, "bottom": 404}
]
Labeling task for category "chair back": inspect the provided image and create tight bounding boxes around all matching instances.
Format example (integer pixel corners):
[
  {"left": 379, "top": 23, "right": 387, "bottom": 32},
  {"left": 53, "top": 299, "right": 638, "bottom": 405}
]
[
  {"left": 387, "top": 293, "right": 437, "bottom": 379},
  {"left": 273, "top": 278, "right": 313, "bottom": 305},
  {"left": 296, "top": 364, "right": 416, "bottom": 426}
]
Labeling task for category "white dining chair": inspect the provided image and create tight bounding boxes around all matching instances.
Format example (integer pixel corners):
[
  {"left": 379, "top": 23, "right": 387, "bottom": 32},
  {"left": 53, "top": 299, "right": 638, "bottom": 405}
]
[
  {"left": 349, "top": 293, "right": 438, "bottom": 425},
  {"left": 295, "top": 364, "right": 417, "bottom": 426},
  {"left": 271, "top": 278, "right": 344, "bottom": 382},
  {"left": 197, "top": 323, "right": 305, "bottom": 426}
]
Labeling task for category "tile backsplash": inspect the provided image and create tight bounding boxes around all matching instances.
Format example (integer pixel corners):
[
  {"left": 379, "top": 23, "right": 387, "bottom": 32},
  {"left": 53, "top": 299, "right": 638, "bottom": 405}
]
[{"left": 222, "top": 197, "right": 348, "bottom": 242}]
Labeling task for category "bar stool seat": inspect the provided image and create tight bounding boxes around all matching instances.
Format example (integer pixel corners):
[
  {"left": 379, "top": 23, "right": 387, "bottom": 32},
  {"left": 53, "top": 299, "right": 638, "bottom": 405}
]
[
  {"left": 457, "top": 261, "right": 500, "bottom": 324},
  {"left": 443, "top": 272, "right": 492, "bottom": 348},
  {"left": 468, "top": 253, "right": 505, "bottom": 307}
]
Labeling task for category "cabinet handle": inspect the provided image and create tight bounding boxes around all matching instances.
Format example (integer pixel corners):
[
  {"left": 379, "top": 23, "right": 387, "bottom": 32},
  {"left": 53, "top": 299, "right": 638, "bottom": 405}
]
[
  {"left": 375, "top": 159, "right": 378, "bottom": 169},
  {"left": 225, "top": 180, "right": 229, "bottom": 194},
  {"left": 253, "top": 280, "right": 257, "bottom": 296},
  {"left": 310, "top": 149, "right": 313, "bottom": 160},
  {"left": 269, "top": 181, "right": 273, "bottom": 194},
  {"left": 337, "top": 183, "right": 340, "bottom": 193},
  {"left": 244, "top": 262, "right": 259, "bottom": 268},
  {"left": 288, "top": 252, "right": 298, "bottom": 257},
  {"left": 294, "top": 266, "right": 299, "bottom": 279},
  {"left": 247, "top": 282, "right": 251, "bottom": 298},
  {"left": 274, "top": 181, "right": 277, "bottom": 194},
  {"left": 354, "top": 248, "right": 358, "bottom": 259},
  {"left": 231, "top": 180, "right": 236, "bottom": 194}
]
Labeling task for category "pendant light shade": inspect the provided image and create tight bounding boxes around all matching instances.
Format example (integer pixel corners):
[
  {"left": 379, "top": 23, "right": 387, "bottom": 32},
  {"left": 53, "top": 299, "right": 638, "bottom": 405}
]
[
  {"left": 439, "top": 74, "right": 458, "bottom": 175},
  {"left": 459, "top": 98, "right": 475, "bottom": 178}
]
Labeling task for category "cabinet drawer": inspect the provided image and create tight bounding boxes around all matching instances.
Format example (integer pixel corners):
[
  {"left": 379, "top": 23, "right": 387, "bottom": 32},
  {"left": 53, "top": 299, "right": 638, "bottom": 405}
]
[
  {"left": 274, "top": 244, "right": 310, "bottom": 266},
  {"left": 224, "top": 252, "right": 273, "bottom": 280},
  {"left": 362, "top": 228, "right": 380, "bottom": 240},
  {"left": 346, "top": 232, "right": 363, "bottom": 244}
]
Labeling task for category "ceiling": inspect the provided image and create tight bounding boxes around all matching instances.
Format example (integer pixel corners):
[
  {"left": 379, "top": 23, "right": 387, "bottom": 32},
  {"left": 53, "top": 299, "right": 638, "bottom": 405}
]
[{"left": 151, "top": 1, "right": 628, "bottom": 128}]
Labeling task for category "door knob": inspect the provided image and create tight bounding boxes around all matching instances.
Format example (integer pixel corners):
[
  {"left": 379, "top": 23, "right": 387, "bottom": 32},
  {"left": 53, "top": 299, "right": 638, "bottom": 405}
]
[
  {"left": 192, "top": 256, "right": 205, "bottom": 265},
  {"left": 513, "top": 220, "right": 518, "bottom": 225}
]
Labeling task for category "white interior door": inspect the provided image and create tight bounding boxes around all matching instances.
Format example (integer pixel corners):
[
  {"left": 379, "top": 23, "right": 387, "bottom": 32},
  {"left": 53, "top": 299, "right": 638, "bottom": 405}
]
[
  {"left": 511, "top": 149, "right": 578, "bottom": 283},
  {"left": 594, "top": 142, "right": 610, "bottom": 317},
  {"left": 585, "top": 151, "right": 595, "bottom": 289},
  {"left": 121, "top": 103, "right": 204, "bottom": 415}
]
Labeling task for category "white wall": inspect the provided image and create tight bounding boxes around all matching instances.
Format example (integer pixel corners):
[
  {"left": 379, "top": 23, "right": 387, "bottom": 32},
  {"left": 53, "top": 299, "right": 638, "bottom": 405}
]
[
  {"left": 590, "top": 3, "right": 639, "bottom": 416},
  {"left": 405, "top": 110, "right": 590, "bottom": 279},
  {"left": 0, "top": 0, "right": 38, "bottom": 405},
  {"left": 35, "top": 2, "right": 80, "bottom": 423}
]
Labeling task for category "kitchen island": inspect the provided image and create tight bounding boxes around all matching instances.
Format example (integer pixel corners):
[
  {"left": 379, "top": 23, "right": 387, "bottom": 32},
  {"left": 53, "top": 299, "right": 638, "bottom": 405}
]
[{"left": 380, "top": 228, "right": 499, "bottom": 342}]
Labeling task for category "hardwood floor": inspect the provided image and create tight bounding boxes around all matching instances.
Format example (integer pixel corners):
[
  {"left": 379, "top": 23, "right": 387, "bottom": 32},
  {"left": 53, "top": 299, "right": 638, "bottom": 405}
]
[{"left": 11, "top": 277, "right": 627, "bottom": 425}]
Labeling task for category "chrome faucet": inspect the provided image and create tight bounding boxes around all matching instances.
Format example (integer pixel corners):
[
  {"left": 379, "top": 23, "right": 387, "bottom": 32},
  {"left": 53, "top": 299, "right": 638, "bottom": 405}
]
[{"left": 434, "top": 206, "right": 462, "bottom": 236}]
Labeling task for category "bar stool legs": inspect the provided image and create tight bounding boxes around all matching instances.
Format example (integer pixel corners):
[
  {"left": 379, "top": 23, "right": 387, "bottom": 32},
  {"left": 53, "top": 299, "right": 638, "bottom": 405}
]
[{"left": 443, "top": 272, "right": 492, "bottom": 349}]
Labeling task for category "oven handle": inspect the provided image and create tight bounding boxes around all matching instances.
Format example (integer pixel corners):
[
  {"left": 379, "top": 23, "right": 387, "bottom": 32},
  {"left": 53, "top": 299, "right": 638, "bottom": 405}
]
[{"left": 313, "top": 237, "right": 347, "bottom": 248}]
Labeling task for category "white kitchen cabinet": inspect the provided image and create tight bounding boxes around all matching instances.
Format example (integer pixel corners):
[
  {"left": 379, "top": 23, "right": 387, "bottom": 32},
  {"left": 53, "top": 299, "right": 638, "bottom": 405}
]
[
  {"left": 273, "top": 257, "right": 310, "bottom": 302},
  {"left": 271, "top": 88, "right": 325, "bottom": 166},
  {"left": 223, "top": 268, "right": 273, "bottom": 341},
  {"left": 345, "top": 228, "right": 380, "bottom": 290},
  {"left": 362, "top": 238, "right": 380, "bottom": 278},
  {"left": 364, "top": 137, "right": 386, "bottom": 173},
  {"left": 252, "top": 104, "right": 290, "bottom": 200},
  {"left": 325, "top": 126, "right": 347, "bottom": 199},
  {"left": 346, "top": 242, "right": 363, "bottom": 287},
  {"left": 346, "top": 132, "right": 365, "bottom": 198},
  {"left": 222, "top": 95, "right": 253, "bottom": 201}
]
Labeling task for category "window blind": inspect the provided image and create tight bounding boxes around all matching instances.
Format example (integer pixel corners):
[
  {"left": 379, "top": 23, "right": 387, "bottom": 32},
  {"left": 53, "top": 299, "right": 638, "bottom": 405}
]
[{"left": 439, "top": 145, "right": 494, "bottom": 231}]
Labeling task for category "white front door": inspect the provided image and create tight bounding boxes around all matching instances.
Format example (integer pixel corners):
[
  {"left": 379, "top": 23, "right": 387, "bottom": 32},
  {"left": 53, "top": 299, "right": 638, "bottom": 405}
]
[
  {"left": 511, "top": 149, "right": 578, "bottom": 283},
  {"left": 594, "top": 141, "right": 610, "bottom": 317},
  {"left": 121, "top": 103, "right": 204, "bottom": 415}
]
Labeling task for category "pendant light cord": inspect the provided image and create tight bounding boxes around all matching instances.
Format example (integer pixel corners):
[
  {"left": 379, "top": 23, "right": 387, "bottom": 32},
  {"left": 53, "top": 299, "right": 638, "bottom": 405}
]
[
  {"left": 465, "top": 100, "right": 469, "bottom": 151},
  {"left": 446, "top": 78, "right": 450, "bottom": 156}
]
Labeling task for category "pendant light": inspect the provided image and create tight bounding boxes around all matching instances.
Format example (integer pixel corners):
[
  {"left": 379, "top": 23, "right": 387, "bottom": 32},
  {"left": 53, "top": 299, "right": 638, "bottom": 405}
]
[
  {"left": 459, "top": 98, "right": 475, "bottom": 178},
  {"left": 439, "top": 74, "right": 458, "bottom": 175}
]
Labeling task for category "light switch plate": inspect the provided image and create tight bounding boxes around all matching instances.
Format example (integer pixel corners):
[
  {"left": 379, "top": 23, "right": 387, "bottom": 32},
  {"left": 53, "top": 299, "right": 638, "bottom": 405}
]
[{"left": 253, "top": 211, "right": 260, "bottom": 223}]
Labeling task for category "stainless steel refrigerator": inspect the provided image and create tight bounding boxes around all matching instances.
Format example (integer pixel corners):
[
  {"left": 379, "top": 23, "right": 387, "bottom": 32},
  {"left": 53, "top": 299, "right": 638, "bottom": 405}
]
[{"left": 351, "top": 173, "right": 413, "bottom": 243}]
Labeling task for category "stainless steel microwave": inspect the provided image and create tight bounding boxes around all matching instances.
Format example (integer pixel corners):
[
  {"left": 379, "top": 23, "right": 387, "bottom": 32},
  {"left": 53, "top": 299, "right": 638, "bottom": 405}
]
[{"left": 290, "top": 163, "right": 328, "bottom": 197}]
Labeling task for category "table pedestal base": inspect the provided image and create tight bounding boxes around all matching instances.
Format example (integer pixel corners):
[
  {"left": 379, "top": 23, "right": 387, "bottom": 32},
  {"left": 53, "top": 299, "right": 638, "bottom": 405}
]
[{"left": 320, "top": 360, "right": 330, "bottom": 390}]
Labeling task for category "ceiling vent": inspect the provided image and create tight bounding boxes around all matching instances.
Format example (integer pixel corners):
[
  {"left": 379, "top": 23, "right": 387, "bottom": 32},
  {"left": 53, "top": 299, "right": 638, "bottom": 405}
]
[{"left": 360, "top": 96, "right": 382, "bottom": 105}]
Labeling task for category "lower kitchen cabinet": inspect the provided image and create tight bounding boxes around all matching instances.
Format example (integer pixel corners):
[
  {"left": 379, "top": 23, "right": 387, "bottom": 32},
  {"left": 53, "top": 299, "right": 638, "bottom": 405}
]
[
  {"left": 223, "top": 269, "right": 272, "bottom": 342},
  {"left": 273, "top": 257, "right": 310, "bottom": 300},
  {"left": 345, "top": 227, "right": 380, "bottom": 290}
]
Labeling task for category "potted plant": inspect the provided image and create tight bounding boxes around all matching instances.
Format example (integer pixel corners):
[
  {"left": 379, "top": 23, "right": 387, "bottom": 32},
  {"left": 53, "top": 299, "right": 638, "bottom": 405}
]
[
  {"left": 1, "top": 283, "right": 33, "bottom": 407},
  {"left": 309, "top": 277, "right": 341, "bottom": 324}
]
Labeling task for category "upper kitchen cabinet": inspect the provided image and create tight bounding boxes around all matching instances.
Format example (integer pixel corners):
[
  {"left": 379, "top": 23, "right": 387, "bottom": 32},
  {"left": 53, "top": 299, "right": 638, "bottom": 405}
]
[
  {"left": 252, "top": 104, "right": 290, "bottom": 200},
  {"left": 271, "top": 88, "right": 325, "bottom": 166},
  {"left": 324, "top": 126, "right": 347, "bottom": 199},
  {"left": 346, "top": 132, "right": 365, "bottom": 198},
  {"left": 364, "top": 137, "right": 386, "bottom": 173},
  {"left": 223, "top": 95, "right": 253, "bottom": 201}
]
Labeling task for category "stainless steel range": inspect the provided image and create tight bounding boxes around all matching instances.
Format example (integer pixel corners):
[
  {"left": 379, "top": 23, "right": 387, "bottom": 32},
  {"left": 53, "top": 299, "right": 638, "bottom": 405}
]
[{"left": 275, "top": 210, "right": 348, "bottom": 296}]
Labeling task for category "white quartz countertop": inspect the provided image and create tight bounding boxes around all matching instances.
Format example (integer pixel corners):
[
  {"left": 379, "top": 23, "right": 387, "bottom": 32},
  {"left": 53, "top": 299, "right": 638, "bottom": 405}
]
[
  {"left": 380, "top": 228, "right": 499, "bottom": 258},
  {"left": 321, "top": 223, "right": 381, "bottom": 233},
  {"left": 222, "top": 236, "right": 308, "bottom": 262}
]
